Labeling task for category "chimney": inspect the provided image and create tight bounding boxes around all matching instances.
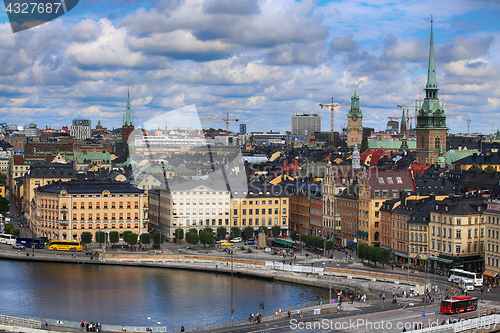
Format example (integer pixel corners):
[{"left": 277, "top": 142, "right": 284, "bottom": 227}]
[{"left": 283, "top": 160, "right": 287, "bottom": 176}]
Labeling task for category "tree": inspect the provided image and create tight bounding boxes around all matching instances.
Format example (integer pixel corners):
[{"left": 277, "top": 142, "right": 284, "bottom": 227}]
[
  {"left": 109, "top": 231, "right": 119, "bottom": 246},
  {"left": 153, "top": 231, "right": 164, "bottom": 247},
  {"left": 81, "top": 232, "right": 93, "bottom": 248},
  {"left": 230, "top": 227, "right": 241, "bottom": 238},
  {"left": 10, "top": 228, "right": 20, "bottom": 237},
  {"left": 123, "top": 231, "right": 133, "bottom": 244},
  {"left": 360, "top": 136, "right": 369, "bottom": 153},
  {"left": 200, "top": 228, "right": 214, "bottom": 247},
  {"left": 325, "top": 240, "right": 334, "bottom": 253},
  {"left": 4, "top": 223, "right": 14, "bottom": 234},
  {"left": 0, "top": 196, "right": 9, "bottom": 215},
  {"left": 358, "top": 243, "right": 369, "bottom": 262},
  {"left": 369, "top": 246, "right": 380, "bottom": 267},
  {"left": 95, "top": 231, "right": 106, "bottom": 245},
  {"left": 377, "top": 248, "right": 391, "bottom": 267},
  {"left": 185, "top": 231, "right": 199, "bottom": 248},
  {"left": 216, "top": 226, "right": 227, "bottom": 240},
  {"left": 140, "top": 233, "right": 151, "bottom": 247},
  {"left": 271, "top": 225, "right": 281, "bottom": 237},
  {"left": 126, "top": 233, "right": 138, "bottom": 247},
  {"left": 243, "top": 226, "right": 254, "bottom": 239},
  {"left": 290, "top": 230, "right": 301, "bottom": 242},
  {"left": 485, "top": 165, "right": 496, "bottom": 174},
  {"left": 174, "top": 228, "right": 184, "bottom": 243}
]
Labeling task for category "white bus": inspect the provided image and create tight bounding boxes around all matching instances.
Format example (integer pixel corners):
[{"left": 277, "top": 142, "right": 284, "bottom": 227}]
[
  {"left": 448, "top": 268, "right": 483, "bottom": 287},
  {"left": 0, "top": 234, "right": 17, "bottom": 245}
]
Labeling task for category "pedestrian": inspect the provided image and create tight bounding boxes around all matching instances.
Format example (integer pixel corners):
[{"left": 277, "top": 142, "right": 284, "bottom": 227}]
[
  {"left": 180, "top": 326, "right": 185, "bottom": 332},
  {"left": 297, "top": 309, "right": 300, "bottom": 318},
  {"left": 279, "top": 308, "right": 282, "bottom": 317},
  {"left": 287, "top": 310, "right": 291, "bottom": 318},
  {"left": 337, "top": 304, "right": 340, "bottom": 314},
  {"left": 320, "top": 298, "right": 323, "bottom": 306}
]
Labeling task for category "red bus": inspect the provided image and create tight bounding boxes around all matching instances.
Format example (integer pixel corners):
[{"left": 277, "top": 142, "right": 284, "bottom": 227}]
[{"left": 440, "top": 296, "right": 478, "bottom": 314}]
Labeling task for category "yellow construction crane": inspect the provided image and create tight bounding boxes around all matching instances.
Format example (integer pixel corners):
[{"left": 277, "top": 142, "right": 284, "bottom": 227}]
[
  {"left": 200, "top": 113, "right": 239, "bottom": 136},
  {"left": 319, "top": 97, "right": 367, "bottom": 142}
]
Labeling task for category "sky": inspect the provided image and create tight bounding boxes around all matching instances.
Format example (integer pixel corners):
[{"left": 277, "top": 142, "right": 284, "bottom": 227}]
[{"left": 0, "top": 0, "right": 499, "bottom": 135}]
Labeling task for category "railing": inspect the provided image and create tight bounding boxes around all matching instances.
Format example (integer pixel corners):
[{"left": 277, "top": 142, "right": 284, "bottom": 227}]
[{"left": 0, "top": 314, "right": 42, "bottom": 329}]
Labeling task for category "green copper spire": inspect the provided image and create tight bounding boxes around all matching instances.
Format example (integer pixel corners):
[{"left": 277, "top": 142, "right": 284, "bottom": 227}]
[
  {"left": 426, "top": 16, "right": 438, "bottom": 90},
  {"left": 124, "top": 87, "right": 133, "bottom": 126},
  {"left": 348, "top": 90, "right": 362, "bottom": 118}
]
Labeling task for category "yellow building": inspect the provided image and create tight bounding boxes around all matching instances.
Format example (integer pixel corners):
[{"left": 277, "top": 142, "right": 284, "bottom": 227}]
[
  {"left": 32, "top": 180, "right": 149, "bottom": 242},
  {"left": 484, "top": 198, "right": 500, "bottom": 285},
  {"left": 231, "top": 183, "right": 289, "bottom": 236},
  {"left": 24, "top": 163, "right": 75, "bottom": 220},
  {"left": 428, "top": 196, "right": 487, "bottom": 271}
]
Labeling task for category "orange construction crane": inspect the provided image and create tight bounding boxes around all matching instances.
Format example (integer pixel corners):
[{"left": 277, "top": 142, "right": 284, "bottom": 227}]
[{"left": 200, "top": 113, "right": 239, "bottom": 136}]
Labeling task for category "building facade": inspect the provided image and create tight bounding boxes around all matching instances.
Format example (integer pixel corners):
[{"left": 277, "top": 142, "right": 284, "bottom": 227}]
[
  {"left": 292, "top": 113, "right": 321, "bottom": 135},
  {"left": 70, "top": 119, "right": 92, "bottom": 141},
  {"left": 484, "top": 198, "right": 500, "bottom": 285},
  {"left": 32, "top": 180, "right": 148, "bottom": 242}
]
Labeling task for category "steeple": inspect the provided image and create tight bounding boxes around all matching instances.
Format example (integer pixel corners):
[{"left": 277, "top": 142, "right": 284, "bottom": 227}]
[
  {"left": 124, "top": 87, "right": 133, "bottom": 126},
  {"left": 426, "top": 16, "right": 438, "bottom": 91}
]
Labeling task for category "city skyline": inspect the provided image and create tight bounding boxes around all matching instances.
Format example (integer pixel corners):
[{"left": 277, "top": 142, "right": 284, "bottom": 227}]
[{"left": 0, "top": 0, "right": 498, "bottom": 134}]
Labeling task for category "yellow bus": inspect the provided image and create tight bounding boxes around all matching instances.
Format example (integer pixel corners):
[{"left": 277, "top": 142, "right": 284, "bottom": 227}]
[{"left": 48, "top": 240, "right": 83, "bottom": 252}]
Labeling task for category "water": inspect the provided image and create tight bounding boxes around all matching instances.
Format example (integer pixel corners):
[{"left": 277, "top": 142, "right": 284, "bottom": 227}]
[{"left": 0, "top": 260, "right": 328, "bottom": 327}]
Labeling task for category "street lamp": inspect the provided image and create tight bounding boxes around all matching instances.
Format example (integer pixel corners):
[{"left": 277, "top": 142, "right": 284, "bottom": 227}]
[
  {"left": 147, "top": 317, "right": 160, "bottom": 333},
  {"left": 230, "top": 247, "right": 234, "bottom": 325}
]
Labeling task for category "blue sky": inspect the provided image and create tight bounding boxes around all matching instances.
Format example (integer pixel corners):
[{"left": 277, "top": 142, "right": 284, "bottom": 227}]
[{"left": 0, "top": 0, "right": 499, "bottom": 134}]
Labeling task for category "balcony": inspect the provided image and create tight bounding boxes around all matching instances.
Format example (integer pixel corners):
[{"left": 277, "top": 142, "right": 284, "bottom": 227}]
[{"left": 60, "top": 208, "right": 68, "bottom": 213}]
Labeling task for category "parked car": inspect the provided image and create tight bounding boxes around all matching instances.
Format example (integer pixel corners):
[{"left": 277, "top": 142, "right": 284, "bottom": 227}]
[
  {"left": 220, "top": 242, "right": 233, "bottom": 247},
  {"left": 245, "top": 241, "right": 255, "bottom": 245},
  {"left": 230, "top": 237, "right": 242, "bottom": 243},
  {"left": 12, "top": 243, "right": 25, "bottom": 250}
]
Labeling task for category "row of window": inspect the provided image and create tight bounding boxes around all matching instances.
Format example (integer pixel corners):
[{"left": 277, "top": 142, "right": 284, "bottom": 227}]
[
  {"left": 432, "top": 215, "right": 483, "bottom": 225},
  {"left": 487, "top": 256, "right": 500, "bottom": 268},
  {"left": 71, "top": 201, "right": 142, "bottom": 209},
  {"left": 174, "top": 209, "right": 229, "bottom": 216},
  {"left": 238, "top": 200, "right": 286, "bottom": 205},
  {"left": 487, "top": 243, "right": 500, "bottom": 253},
  {"left": 174, "top": 198, "right": 230, "bottom": 205},
  {"left": 410, "top": 233, "right": 428, "bottom": 242},
  {"left": 70, "top": 212, "right": 140, "bottom": 220},
  {"left": 430, "top": 239, "right": 484, "bottom": 253},
  {"left": 235, "top": 208, "right": 285, "bottom": 215},
  {"left": 431, "top": 226, "right": 485, "bottom": 239}
]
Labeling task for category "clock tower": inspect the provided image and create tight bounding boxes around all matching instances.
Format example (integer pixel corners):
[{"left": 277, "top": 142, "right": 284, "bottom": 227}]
[{"left": 347, "top": 91, "right": 363, "bottom": 147}]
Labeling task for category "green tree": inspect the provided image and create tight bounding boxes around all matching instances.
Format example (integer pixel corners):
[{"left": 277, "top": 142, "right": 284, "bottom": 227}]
[
  {"left": 0, "top": 196, "right": 9, "bottom": 215},
  {"left": 126, "top": 233, "right": 138, "bottom": 247},
  {"left": 485, "top": 165, "right": 496, "bottom": 174},
  {"left": 271, "top": 225, "right": 281, "bottom": 237},
  {"left": 230, "top": 227, "right": 241, "bottom": 238},
  {"left": 472, "top": 164, "right": 482, "bottom": 171},
  {"left": 290, "top": 230, "right": 300, "bottom": 241},
  {"left": 216, "top": 226, "right": 227, "bottom": 240},
  {"left": 0, "top": 173, "right": 6, "bottom": 184},
  {"left": 153, "top": 231, "right": 164, "bottom": 247},
  {"left": 200, "top": 228, "right": 215, "bottom": 247},
  {"left": 174, "top": 228, "right": 184, "bottom": 243},
  {"left": 325, "top": 240, "right": 334, "bottom": 253},
  {"left": 358, "top": 243, "right": 369, "bottom": 262},
  {"left": 4, "top": 223, "right": 13, "bottom": 234},
  {"left": 109, "top": 231, "right": 119, "bottom": 246},
  {"left": 123, "top": 231, "right": 133, "bottom": 244},
  {"left": 377, "top": 248, "right": 391, "bottom": 267},
  {"left": 10, "top": 228, "right": 20, "bottom": 237},
  {"left": 140, "top": 233, "right": 151, "bottom": 247},
  {"left": 185, "top": 231, "right": 199, "bottom": 247},
  {"left": 360, "top": 136, "right": 369, "bottom": 153},
  {"left": 243, "top": 226, "right": 254, "bottom": 239},
  {"left": 369, "top": 246, "right": 380, "bottom": 266},
  {"left": 95, "top": 231, "right": 106, "bottom": 245},
  {"left": 81, "top": 232, "right": 93, "bottom": 248}
]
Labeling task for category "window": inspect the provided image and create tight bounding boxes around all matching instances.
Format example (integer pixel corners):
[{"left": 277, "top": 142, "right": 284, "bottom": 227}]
[
  {"left": 396, "top": 177, "right": 403, "bottom": 184},
  {"left": 392, "top": 190, "right": 398, "bottom": 198},
  {"left": 456, "top": 229, "right": 461, "bottom": 239},
  {"left": 378, "top": 177, "right": 384, "bottom": 184},
  {"left": 387, "top": 177, "right": 393, "bottom": 184},
  {"left": 233, "top": 209, "right": 238, "bottom": 215},
  {"left": 374, "top": 191, "right": 380, "bottom": 198},
  {"left": 435, "top": 136, "right": 440, "bottom": 149}
]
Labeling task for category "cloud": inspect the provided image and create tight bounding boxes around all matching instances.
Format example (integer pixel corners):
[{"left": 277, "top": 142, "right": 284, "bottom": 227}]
[
  {"left": 437, "top": 35, "right": 494, "bottom": 62},
  {"left": 267, "top": 43, "right": 325, "bottom": 66},
  {"left": 330, "top": 34, "right": 358, "bottom": 52},
  {"left": 203, "top": 0, "right": 260, "bottom": 15},
  {"left": 451, "top": 17, "right": 480, "bottom": 31}
]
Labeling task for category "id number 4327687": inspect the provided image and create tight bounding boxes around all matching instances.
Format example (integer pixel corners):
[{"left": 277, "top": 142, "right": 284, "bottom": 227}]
[{"left": 6, "top": 2, "right": 62, "bottom": 14}]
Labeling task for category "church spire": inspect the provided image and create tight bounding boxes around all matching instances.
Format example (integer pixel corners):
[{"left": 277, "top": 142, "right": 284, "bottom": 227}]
[
  {"left": 124, "top": 87, "right": 133, "bottom": 126},
  {"left": 426, "top": 16, "right": 438, "bottom": 91}
]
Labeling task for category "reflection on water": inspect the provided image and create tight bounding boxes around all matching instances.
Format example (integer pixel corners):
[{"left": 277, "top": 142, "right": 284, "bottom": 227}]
[{"left": 0, "top": 260, "right": 327, "bottom": 326}]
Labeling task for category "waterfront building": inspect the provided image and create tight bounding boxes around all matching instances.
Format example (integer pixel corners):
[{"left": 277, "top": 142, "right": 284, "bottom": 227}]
[
  {"left": 483, "top": 196, "right": 500, "bottom": 285},
  {"left": 288, "top": 181, "right": 321, "bottom": 236},
  {"left": 428, "top": 196, "right": 487, "bottom": 272},
  {"left": 415, "top": 20, "right": 447, "bottom": 164},
  {"left": 336, "top": 183, "right": 359, "bottom": 247},
  {"left": 346, "top": 91, "right": 363, "bottom": 147},
  {"left": 24, "top": 163, "right": 76, "bottom": 220},
  {"left": 292, "top": 113, "right": 321, "bottom": 135},
  {"left": 231, "top": 182, "right": 289, "bottom": 236},
  {"left": 149, "top": 181, "right": 231, "bottom": 241},
  {"left": 32, "top": 180, "right": 148, "bottom": 242}
]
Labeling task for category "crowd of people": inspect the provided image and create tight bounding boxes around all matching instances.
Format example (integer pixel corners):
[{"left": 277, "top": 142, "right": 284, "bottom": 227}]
[{"left": 80, "top": 320, "right": 101, "bottom": 332}]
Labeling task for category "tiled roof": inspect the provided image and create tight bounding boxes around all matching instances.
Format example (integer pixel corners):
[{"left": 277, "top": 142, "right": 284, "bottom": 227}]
[
  {"left": 367, "top": 169, "right": 415, "bottom": 196},
  {"left": 36, "top": 180, "right": 144, "bottom": 194}
]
